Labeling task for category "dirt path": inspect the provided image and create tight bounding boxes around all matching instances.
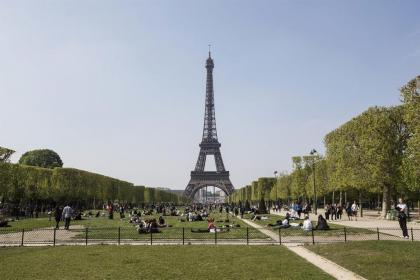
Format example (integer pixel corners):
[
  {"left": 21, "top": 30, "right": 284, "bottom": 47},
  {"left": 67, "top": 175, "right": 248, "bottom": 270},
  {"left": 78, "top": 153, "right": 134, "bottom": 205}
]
[{"left": 0, "top": 225, "right": 85, "bottom": 245}]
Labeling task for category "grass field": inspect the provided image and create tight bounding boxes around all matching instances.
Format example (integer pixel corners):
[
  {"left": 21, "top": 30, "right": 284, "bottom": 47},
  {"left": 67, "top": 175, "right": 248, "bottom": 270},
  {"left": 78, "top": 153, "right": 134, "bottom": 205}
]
[
  {"left": 1, "top": 211, "right": 268, "bottom": 240},
  {"left": 0, "top": 245, "right": 333, "bottom": 280},
  {"left": 308, "top": 241, "right": 420, "bottom": 280}
]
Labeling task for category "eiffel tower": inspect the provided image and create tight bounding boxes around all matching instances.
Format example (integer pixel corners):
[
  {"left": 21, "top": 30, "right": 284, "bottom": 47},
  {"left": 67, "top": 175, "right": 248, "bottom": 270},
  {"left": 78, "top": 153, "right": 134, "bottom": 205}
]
[{"left": 184, "top": 51, "right": 234, "bottom": 200}]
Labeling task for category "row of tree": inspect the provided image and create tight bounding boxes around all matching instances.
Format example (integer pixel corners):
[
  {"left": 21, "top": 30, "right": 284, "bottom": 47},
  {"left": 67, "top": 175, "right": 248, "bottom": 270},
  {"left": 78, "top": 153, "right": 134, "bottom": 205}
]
[
  {"left": 0, "top": 162, "right": 188, "bottom": 208},
  {"left": 229, "top": 76, "right": 420, "bottom": 217}
]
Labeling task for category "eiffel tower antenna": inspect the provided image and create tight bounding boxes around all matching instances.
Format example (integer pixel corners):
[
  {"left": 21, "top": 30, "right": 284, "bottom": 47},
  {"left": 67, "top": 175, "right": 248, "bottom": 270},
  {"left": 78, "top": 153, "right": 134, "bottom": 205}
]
[{"left": 184, "top": 51, "right": 234, "bottom": 201}]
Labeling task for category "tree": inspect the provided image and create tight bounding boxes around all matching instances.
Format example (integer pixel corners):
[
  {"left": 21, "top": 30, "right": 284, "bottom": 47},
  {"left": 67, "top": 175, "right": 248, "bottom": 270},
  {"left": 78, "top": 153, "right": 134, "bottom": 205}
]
[
  {"left": 0, "top": 147, "right": 15, "bottom": 163},
  {"left": 325, "top": 106, "right": 409, "bottom": 217},
  {"left": 19, "top": 149, "right": 63, "bottom": 169},
  {"left": 400, "top": 76, "right": 420, "bottom": 191},
  {"left": 290, "top": 157, "right": 310, "bottom": 201}
]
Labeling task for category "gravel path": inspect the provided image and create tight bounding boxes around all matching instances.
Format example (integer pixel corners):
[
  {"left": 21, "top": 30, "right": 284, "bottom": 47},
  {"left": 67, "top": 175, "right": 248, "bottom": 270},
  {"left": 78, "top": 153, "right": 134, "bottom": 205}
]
[{"left": 0, "top": 225, "right": 85, "bottom": 245}]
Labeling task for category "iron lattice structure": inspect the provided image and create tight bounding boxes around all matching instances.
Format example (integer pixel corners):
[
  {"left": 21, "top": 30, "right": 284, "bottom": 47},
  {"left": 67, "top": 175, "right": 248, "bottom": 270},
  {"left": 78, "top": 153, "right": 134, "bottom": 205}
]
[{"left": 184, "top": 52, "right": 235, "bottom": 199}]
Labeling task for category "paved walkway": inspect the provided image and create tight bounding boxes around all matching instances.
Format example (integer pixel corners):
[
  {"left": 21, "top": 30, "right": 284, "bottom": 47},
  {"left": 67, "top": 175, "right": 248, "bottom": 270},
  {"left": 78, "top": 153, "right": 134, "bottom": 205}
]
[
  {"left": 270, "top": 210, "right": 420, "bottom": 238},
  {"left": 238, "top": 217, "right": 367, "bottom": 280}
]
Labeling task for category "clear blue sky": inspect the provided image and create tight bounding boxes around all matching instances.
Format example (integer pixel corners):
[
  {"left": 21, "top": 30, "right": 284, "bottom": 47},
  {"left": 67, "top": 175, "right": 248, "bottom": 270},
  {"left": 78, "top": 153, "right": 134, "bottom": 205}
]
[{"left": 1, "top": 1, "right": 419, "bottom": 189}]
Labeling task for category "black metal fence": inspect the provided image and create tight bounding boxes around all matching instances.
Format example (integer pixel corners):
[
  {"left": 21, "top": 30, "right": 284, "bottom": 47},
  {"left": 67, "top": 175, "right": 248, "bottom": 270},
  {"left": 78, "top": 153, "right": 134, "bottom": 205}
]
[{"left": 0, "top": 227, "right": 419, "bottom": 246}]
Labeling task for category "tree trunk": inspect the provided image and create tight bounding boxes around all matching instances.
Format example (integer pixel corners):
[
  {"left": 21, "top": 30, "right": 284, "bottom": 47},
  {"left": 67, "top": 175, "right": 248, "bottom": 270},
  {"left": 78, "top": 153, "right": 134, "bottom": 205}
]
[
  {"left": 323, "top": 196, "right": 326, "bottom": 208},
  {"left": 339, "top": 191, "right": 342, "bottom": 205},
  {"left": 332, "top": 190, "right": 335, "bottom": 204},
  {"left": 381, "top": 185, "right": 391, "bottom": 219},
  {"left": 359, "top": 191, "right": 363, "bottom": 218},
  {"left": 417, "top": 200, "right": 419, "bottom": 219},
  {"left": 345, "top": 192, "right": 347, "bottom": 205}
]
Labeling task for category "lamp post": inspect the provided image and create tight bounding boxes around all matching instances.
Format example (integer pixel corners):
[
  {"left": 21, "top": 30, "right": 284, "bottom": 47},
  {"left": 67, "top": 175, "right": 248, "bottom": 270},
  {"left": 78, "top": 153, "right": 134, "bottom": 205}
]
[
  {"left": 310, "top": 149, "right": 318, "bottom": 215},
  {"left": 274, "top": 170, "right": 278, "bottom": 200},
  {"left": 274, "top": 171, "right": 278, "bottom": 212}
]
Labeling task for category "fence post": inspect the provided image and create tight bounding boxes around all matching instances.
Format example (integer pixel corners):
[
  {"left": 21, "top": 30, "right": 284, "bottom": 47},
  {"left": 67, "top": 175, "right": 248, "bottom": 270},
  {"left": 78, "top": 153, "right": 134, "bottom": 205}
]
[
  {"left": 21, "top": 229, "right": 25, "bottom": 246},
  {"left": 246, "top": 227, "right": 249, "bottom": 245},
  {"left": 411, "top": 228, "right": 414, "bottom": 242},
  {"left": 344, "top": 227, "right": 347, "bottom": 243},
  {"left": 53, "top": 228, "right": 56, "bottom": 246},
  {"left": 311, "top": 228, "right": 315, "bottom": 244},
  {"left": 118, "top": 227, "right": 121, "bottom": 245},
  {"left": 150, "top": 230, "right": 153, "bottom": 245},
  {"left": 377, "top": 227, "right": 380, "bottom": 241},
  {"left": 85, "top": 228, "right": 88, "bottom": 246},
  {"left": 278, "top": 227, "right": 282, "bottom": 245},
  {"left": 182, "top": 228, "right": 185, "bottom": 245},
  {"left": 215, "top": 229, "right": 217, "bottom": 245}
]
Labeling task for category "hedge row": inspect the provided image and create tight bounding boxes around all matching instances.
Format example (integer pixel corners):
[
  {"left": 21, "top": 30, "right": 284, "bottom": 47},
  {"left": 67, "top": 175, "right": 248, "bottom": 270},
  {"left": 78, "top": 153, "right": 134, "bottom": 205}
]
[
  {"left": 0, "top": 163, "right": 186, "bottom": 206},
  {"left": 228, "top": 177, "right": 276, "bottom": 204}
]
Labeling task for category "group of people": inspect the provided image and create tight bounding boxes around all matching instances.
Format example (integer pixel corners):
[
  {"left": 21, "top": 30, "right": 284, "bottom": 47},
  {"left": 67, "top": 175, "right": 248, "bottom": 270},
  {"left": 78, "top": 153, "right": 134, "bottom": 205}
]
[
  {"left": 133, "top": 216, "right": 169, "bottom": 234},
  {"left": 268, "top": 211, "right": 330, "bottom": 231},
  {"left": 52, "top": 204, "right": 73, "bottom": 230}
]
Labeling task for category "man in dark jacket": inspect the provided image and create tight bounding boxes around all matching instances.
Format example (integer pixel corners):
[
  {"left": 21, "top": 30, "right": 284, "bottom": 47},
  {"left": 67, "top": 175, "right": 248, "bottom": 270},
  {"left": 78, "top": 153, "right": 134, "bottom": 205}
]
[{"left": 54, "top": 206, "right": 62, "bottom": 229}]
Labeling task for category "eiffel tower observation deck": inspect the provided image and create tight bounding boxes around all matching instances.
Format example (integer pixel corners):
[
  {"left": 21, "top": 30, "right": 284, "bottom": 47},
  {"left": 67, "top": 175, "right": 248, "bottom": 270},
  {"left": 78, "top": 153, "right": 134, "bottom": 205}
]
[{"left": 184, "top": 51, "right": 235, "bottom": 200}]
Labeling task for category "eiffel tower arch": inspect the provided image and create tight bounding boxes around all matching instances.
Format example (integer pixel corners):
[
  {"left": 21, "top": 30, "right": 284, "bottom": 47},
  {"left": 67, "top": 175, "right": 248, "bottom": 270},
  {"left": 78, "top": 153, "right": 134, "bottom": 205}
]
[{"left": 184, "top": 51, "right": 234, "bottom": 200}]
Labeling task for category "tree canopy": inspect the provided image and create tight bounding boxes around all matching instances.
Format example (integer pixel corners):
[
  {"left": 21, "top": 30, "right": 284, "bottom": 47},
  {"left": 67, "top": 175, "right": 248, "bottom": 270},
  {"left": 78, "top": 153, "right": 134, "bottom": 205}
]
[
  {"left": 0, "top": 147, "right": 15, "bottom": 163},
  {"left": 229, "top": 76, "right": 419, "bottom": 216},
  {"left": 19, "top": 149, "right": 63, "bottom": 169}
]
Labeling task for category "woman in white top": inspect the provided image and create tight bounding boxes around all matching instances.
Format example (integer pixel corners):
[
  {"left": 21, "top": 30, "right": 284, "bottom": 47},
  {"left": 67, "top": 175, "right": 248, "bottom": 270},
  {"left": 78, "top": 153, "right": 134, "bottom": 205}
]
[
  {"left": 396, "top": 198, "right": 409, "bottom": 239},
  {"left": 302, "top": 216, "right": 312, "bottom": 231},
  {"left": 351, "top": 201, "right": 358, "bottom": 221}
]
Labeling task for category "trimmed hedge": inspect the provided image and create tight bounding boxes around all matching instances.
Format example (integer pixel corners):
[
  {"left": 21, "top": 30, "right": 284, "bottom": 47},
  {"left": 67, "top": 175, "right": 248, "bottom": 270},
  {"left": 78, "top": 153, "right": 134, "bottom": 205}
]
[
  {"left": 0, "top": 163, "right": 185, "bottom": 206},
  {"left": 229, "top": 177, "right": 276, "bottom": 204}
]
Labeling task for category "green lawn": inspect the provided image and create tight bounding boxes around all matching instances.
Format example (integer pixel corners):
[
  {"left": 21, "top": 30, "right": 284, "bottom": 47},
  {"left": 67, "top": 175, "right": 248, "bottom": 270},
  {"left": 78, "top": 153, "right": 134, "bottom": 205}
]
[
  {"left": 1, "top": 211, "right": 268, "bottom": 240},
  {"left": 0, "top": 245, "right": 334, "bottom": 280},
  {"left": 308, "top": 241, "right": 420, "bottom": 280}
]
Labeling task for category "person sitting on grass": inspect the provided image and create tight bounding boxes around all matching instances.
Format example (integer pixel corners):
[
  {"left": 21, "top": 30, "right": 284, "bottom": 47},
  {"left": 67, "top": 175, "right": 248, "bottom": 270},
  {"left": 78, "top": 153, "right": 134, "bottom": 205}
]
[
  {"left": 280, "top": 217, "right": 290, "bottom": 228},
  {"left": 74, "top": 211, "right": 82, "bottom": 220},
  {"left": 302, "top": 216, "right": 312, "bottom": 231},
  {"left": 315, "top": 214, "right": 329, "bottom": 230},
  {"left": 136, "top": 220, "right": 148, "bottom": 234},
  {"left": 0, "top": 218, "right": 8, "bottom": 227},
  {"left": 149, "top": 219, "right": 160, "bottom": 233},
  {"left": 158, "top": 215, "right": 172, "bottom": 227},
  {"left": 208, "top": 218, "right": 216, "bottom": 231}
]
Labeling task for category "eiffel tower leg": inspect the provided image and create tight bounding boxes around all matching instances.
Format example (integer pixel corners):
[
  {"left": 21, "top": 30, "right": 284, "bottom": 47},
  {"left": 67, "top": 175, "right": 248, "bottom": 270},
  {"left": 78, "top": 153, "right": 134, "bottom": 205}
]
[
  {"left": 214, "top": 151, "right": 226, "bottom": 172},
  {"left": 194, "top": 151, "right": 206, "bottom": 171}
]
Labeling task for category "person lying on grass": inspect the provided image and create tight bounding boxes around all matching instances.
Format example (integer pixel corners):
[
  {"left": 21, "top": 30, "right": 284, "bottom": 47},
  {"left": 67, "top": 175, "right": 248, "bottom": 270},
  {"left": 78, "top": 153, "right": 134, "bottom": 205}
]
[{"left": 268, "top": 217, "right": 290, "bottom": 228}]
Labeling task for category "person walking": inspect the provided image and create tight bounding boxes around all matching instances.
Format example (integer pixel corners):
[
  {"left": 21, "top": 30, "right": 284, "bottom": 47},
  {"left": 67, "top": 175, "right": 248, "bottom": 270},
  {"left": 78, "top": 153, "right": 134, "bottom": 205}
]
[
  {"left": 54, "top": 206, "right": 62, "bottom": 229},
  {"left": 62, "top": 204, "right": 73, "bottom": 230},
  {"left": 351, "top": 201, "right": 358, "bottom": 221},
  {"left": 396, "top": 198, "right": 409, "bottom": 239}
]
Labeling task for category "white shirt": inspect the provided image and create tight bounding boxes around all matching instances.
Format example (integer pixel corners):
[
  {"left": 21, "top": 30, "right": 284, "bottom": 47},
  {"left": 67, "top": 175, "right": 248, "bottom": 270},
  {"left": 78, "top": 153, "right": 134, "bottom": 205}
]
[
  {"left": 302, "top": 219, "right": 312, "bottom": 231},
  {"left": 62, "top": 206, "right": 73, "bottom": 219},
  {"left": 351, "top": 203, "right": 358, "bottom": 211},
  {"left": 397, "top": 203, "right": 407, "bottom": 214},
  {"left": 282, "top": 219, "right": 289, "bottom": 226}
]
